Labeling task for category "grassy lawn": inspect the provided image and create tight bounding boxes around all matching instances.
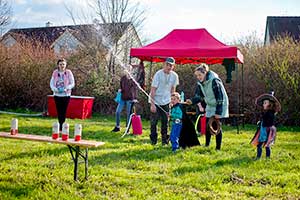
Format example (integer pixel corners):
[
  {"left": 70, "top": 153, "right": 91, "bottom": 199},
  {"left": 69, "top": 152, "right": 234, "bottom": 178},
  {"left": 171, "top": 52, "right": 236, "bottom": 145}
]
[{"left": 0, "top": 113, "right": 299, "bottom": 200}]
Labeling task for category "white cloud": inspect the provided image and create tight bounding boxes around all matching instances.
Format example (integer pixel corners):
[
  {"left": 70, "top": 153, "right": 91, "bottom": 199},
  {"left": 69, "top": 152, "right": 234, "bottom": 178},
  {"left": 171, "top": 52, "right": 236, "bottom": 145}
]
[
  {"left": 132, "top": 0, "right": 162, "bottom": 4},
  {"left": 31, "top": 0, "right": 89, "bottom": 7},
  {"left": 11, "top": 0, "right": 93, "bottom": 28},
  {"left": 31, "top": 0, "right": 63, "bottom": 5},
  {"left": 10, "top": 0, "right": 300, "bottom": 44},
  {"left": 14, "top": 0, "right": 27, "bottom": 5},
  {"left": 24, "top": 7, "right": 32, "bottom": 14},
  {"left": 143, "top": 3, "right": 266, "bottom": 43}
]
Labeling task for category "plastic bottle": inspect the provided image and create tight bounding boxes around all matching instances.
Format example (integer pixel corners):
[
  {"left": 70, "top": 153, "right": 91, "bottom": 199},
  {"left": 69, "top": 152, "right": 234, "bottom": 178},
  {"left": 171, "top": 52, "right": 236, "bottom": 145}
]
[
  {"left": 52, "top": 122, "right": 60, "bottom": 139},
  {"left": 74, "top": 124, "right": 82, "bottom": 141},
  {"left": 180, "top": 91, "right": 185, "bottom": 103},
  {"left": 10, "top": 118, "right": 18, "bottom": 135},
  {"left": 62, "top": 122, "right": 69, "bottom": 141}
]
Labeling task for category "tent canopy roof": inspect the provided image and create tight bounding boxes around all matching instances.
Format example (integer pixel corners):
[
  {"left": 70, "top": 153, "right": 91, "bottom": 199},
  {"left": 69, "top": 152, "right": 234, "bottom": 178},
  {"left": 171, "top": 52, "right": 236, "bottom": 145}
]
[{"left": 130, "top": 28, "right": 244, "bottom": 64}]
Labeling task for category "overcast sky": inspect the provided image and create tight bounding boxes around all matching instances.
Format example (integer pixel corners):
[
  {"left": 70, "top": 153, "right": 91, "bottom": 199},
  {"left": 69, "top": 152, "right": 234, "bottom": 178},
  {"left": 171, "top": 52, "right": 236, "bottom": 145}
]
[{"left": 9, "top": 0, "right": 300, "bottom": 44}]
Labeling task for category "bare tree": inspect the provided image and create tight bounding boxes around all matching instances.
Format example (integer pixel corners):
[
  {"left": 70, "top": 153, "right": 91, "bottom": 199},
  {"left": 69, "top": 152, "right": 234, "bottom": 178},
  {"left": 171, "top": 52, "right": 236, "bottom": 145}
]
[
  {"left": 65, "top": 0, "right": 145, "bottom": 75},
  {"left": 91, "top": 0, "right": 145, "bottom": 31},
  {"left": 0, "top": 0, "right": 12, "bottom": 28},
  {"left": 90, "top": 0, "right": 145, "bottom": 74}
]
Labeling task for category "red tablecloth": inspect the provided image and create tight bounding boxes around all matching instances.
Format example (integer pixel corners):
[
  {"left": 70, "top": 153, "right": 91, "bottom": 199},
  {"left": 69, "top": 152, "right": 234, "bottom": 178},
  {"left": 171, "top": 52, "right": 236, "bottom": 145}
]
[{"left": 48, "top": 95, "right": 94, "bottom": 119}]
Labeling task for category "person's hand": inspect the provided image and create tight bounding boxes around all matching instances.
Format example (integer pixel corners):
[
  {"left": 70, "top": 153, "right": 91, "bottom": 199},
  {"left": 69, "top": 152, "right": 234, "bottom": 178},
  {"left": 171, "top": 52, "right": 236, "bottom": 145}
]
[
  {"left": 215, "top": 114, "right": 221, "bottom": 119},
  {"left": 197, "top": 103, "right": 205, "bottom": 112},
  {"left": 150, "top": 104, "right": 156, "bottom": 113},
  {"left": 186, "top": 99, "right": 192, "bottom": 105},
  {"left": 167, "top": 112, "right": 170, "bottom": 120},
  {"left": 58, "top": 88, "right": 65, "bottom": 93}
]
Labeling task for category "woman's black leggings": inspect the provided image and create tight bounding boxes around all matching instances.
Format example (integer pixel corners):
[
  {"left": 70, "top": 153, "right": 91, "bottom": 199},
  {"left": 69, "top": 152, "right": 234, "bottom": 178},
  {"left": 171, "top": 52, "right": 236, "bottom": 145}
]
[{"left": 54, "top": 96, "right": 70, "bottom": 131}]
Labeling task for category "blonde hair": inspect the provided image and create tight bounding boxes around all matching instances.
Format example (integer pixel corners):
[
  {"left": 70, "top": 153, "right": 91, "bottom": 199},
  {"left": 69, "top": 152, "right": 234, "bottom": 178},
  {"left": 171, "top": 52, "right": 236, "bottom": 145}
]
[
  {"left": 171, "top": 92, "right": 181, "bottom": 100},
  {"left": 195, "top": 63, "right": 209, "bottom": 74}
]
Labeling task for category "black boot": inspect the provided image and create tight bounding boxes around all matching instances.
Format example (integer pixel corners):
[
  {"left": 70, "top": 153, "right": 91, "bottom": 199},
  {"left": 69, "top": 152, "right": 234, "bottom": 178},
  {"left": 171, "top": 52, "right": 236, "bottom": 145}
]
[{"left": 111, "top": 127, "right": 120, "bottom": 132}]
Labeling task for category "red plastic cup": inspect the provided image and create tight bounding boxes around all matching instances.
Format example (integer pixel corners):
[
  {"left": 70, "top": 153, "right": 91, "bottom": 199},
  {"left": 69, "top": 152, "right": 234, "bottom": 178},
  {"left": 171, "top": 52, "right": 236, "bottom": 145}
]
[
  {"left": 11, "top": 118, "right": 18, "bottom": 135},
  {"left": 75, "top": 135, "right": 81, "bottom": 141},
  {"left": 61, "top": 122, "right": 69, "bottom": 141},
  {"left": 62, "top": 134, "right": 69, "bottom": 141},
  {"left": 52, "top": 133, "right": 59, "bottom": 139},
  {"left": 10, "top": 129, "right": 18, "bottom": 135}
]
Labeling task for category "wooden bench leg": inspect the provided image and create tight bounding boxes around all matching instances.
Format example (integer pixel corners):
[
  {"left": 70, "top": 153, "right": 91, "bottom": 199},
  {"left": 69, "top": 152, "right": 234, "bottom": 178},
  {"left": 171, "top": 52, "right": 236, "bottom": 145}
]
[
  {"left": 84, "top": 148, "right": 88, "bottom": 180},
  {"left": 68, "top": 145, "right": 89, "bottom": 181}
]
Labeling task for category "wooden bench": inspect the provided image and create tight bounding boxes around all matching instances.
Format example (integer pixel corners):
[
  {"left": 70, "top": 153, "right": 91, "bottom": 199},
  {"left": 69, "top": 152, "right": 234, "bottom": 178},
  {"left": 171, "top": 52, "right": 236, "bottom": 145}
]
[{"left": 0, "top": 132, "right": 104, "bottom": 181}]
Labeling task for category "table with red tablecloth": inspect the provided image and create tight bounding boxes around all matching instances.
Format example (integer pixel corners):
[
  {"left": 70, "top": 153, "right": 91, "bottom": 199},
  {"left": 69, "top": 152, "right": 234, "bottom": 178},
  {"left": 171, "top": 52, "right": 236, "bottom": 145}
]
[{"left": 47, "top": 95, "right": 94, "bottom": 119}]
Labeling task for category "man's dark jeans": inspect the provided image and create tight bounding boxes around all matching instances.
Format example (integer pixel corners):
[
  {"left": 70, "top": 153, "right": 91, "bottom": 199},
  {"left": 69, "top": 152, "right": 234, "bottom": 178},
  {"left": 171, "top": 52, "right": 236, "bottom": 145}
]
[{"left": 150, "top": 104, "right": 169, "bottom": 145}]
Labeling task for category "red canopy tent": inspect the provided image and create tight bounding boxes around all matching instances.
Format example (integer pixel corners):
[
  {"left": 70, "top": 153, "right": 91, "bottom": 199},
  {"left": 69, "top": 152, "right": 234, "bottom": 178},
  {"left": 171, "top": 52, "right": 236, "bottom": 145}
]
[
  {"left": 130, "top": 28, "right": 244, "bottom": 65},
  {"left": 130, "top": 28, "right": 245, "bottom": 131}
]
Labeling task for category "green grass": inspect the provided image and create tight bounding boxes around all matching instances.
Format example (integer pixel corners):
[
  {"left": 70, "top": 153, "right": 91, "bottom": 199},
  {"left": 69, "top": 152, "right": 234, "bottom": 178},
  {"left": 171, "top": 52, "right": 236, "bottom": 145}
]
[{"left": 0, "top": 113, "right": 299, "bottom": 200}]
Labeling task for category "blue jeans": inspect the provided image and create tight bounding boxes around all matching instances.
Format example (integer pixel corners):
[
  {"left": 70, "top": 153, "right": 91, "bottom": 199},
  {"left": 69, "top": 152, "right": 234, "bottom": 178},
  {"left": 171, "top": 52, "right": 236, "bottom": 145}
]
[
  {"left": 170, "top": 123, "right": 182, "bottom": 151},
  {"left": 115, "top": 100, "right": 134, "bottom": 127},
  {"left": 257, "top": 142, "right": 271, "bottom": 158}
]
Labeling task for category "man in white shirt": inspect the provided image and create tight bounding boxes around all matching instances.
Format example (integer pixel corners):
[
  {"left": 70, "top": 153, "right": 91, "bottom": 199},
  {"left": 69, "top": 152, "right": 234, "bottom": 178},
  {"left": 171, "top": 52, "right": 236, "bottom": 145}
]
[{"left": 150, "top": 57, "right": 179, "bottom": 145}]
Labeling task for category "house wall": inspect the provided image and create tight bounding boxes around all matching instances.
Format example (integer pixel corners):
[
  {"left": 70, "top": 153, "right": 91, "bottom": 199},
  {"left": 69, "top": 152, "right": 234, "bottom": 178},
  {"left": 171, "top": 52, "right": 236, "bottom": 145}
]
[
  {"left": 52, "top": 30, "right": 83, "bottom": 54},
  {"left": 1, "top": 35, "right": 17, "bottom": 47},
  {"left": 116, "top": 24, "right": 142, "bottom": 65},
  {"left": 265, "top": 26, "right": 270, "bottom": 45}
]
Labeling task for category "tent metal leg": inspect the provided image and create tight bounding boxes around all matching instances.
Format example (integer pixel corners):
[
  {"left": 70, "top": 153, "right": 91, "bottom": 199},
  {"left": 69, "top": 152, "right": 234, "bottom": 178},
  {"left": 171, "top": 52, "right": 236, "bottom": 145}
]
[{"left": 241, "top": 64, "right": 245, "bottom": 128}]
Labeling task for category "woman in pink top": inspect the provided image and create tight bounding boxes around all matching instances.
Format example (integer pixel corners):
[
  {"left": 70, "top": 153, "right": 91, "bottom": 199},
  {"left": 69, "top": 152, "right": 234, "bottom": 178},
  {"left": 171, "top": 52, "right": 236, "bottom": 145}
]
[{"left": 50, "top": 59, "right": 75, "bottom": 131}]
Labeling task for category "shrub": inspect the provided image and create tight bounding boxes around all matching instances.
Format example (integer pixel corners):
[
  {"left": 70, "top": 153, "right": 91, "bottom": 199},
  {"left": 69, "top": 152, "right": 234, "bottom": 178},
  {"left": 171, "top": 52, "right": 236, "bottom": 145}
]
[
  {"left": 1, "top": 35, "right": 300, "bottom": 125},
  {"left": 0, "top": 42, "right": 55, "bottom": 111},
  {"left": 247, "top": 36, "right": 300, "bottom": 125}
]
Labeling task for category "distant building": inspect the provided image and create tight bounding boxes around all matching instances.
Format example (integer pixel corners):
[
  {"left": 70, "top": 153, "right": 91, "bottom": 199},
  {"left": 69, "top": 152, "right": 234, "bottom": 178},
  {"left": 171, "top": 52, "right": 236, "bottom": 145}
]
[
  {"left": 1, "top": 22, "right": 141, "bottom": 64},
  {"left": 264, "top": 16, "right": 300, "bottom": 45}
]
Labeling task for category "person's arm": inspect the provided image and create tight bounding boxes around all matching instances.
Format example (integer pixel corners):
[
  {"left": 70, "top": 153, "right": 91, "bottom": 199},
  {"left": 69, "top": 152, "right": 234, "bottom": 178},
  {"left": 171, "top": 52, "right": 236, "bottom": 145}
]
[
  {"left": 171, "top": 72, "right": 179, "bottom": 94},
  {"left": 212, "top": 78, "right": 224, "bottom": 118},
  {"left": 50, "top": 74, "right": 58, "bottom": 93},
  {"left": 150, "top": 87, "right": 157, "bottom": 113},
  {"left": 130, "top": 78, "right": 138, "bottom": 100},
  {"left": 170, "top": 86, "right": 176, "bottom": 94},
  {"left": 187, "top": 84, "right": 205, "bottom": 106},
  {"left": 191, "top": 85, "right": 205, "bottom": 104},
  {"left": 150, "top": 72, "right": 160, "bottom": 113},
  {"left": 120, "top": 76, "right": 125, "bottom": 92},
  {"left": 66, "top": 70, "right": 75, "bottom": 90}
]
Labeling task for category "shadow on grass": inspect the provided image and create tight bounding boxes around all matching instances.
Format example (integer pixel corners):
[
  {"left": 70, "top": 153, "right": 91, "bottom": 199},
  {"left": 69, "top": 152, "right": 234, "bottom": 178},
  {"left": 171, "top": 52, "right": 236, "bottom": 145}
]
[
  {"left": 214, "top": 156, "right": 253, "bottom": 167},
  {"left": 173, "top": 156, "right": 253, "bottom": 175},
  {"left": 0, "top": 146, "right": 68, "bottom": 162},
  {"left": 89, "top": 146, "right": 172, "bottom": 166},
  {"left": 0, "top": 184, "right": 35, "bottom": 198}
]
